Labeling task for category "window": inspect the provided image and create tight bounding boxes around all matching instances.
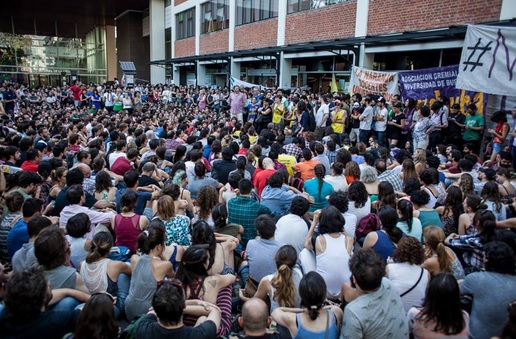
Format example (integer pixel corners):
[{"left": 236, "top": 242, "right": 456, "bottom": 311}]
[
  {"left": 236, "top": 0, "right": 279, "bottom": 26},
  {"left": 202, "top": 0, "right": 229, "bottom": 34},
  {"left": 176, "top": 8, "right": 195, "bottom": 40},
  {"left": 165, "top": 28, "right": 172, "bottom": 59},
  {"left": 288, "top": 0, "right": 349, "bottom": 14}
]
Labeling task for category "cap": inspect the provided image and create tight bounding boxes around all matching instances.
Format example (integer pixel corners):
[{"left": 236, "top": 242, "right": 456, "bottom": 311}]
[
  {"left": 393, "top": 102, "right": 403, "bottom": 108},
  {"left": 479, "top": 167, "right": 496, "bottom": 181},
  {"left": 377, "top": 97, "right": 386, "bottom": 104},
  {"left": 353, "top": 102, "right": 360, "bottom": 108}
]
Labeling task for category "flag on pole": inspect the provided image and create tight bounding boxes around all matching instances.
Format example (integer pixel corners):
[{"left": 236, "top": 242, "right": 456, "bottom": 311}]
[{"left": 331, "top": 73, "right": 338, "bottom": 93}]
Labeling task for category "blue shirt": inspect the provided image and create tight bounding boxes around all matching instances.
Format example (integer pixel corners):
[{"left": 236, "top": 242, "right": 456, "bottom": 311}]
[
  {"left": 115, "top": 188, "right": 152, "bottom": 215},
  {"left": 303, "top": 178, "right": 334, "bottom": 212},
  {"left": 7, "top": 219, "right": 28, "bottom": 259}
]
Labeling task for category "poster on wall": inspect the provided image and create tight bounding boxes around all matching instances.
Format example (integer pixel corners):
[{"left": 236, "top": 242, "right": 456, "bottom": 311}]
[
  {"left": 348, "top": 66, "right": 399, "bottom": 102},
  {"left": 456, "top": 24, "right": 516, "bottom": 97},
  {"left": 398, "top": 65, "right": 488, "bottom": 115}
]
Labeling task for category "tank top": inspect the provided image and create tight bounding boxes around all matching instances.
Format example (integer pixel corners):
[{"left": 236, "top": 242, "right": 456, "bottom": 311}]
[
  {"left": 114, "top": 214, "right": 142, "bottom": 253},
  {"left": 372, "top": 230, "right": 397, "bottom": 262},
  {"left": 80, "top": 258, "right": 117, "bottom": 295},
  {"left": 316, "top": 234, "right": 352, "bottom": 296},
  {"left": 493, "top": 122, "right": 508, "bottom": 144},
  {"left": 295, "top": 309, "right": 339, "bottom": 339},
  {"left": 125, "top": 255, "right": 157, "bottom": 321}
]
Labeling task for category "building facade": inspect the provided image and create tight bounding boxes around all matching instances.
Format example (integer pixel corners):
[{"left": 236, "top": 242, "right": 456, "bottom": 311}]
[{"left": 148, "top": 0, "right": 515, "bottom": 91}]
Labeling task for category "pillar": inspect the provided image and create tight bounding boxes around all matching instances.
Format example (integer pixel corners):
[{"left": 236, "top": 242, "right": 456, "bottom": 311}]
[{"left": 150, "top": 0, "right": 166, "bottom": 84}]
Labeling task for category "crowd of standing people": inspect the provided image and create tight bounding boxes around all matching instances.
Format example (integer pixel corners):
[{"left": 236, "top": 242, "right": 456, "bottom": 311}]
[{"left": 0, "top": 79, "right": 515, "bottom": 339}]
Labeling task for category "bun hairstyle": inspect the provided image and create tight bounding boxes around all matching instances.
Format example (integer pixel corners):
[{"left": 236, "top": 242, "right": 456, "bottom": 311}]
[
  {"left": 137, "top": 220, "right": 166, "bottom": 254},
  {"left": 271, "top": 245, "right": 297, "bottom": 308},
  {"left": 51, "top": 167, "right": 67, "bottom": 183},
  {"left": 87, "top": 232, "right": 114, "bottom": 263},
  {"left": 212, "top": 203, "right": 228, "bottom": 230}
]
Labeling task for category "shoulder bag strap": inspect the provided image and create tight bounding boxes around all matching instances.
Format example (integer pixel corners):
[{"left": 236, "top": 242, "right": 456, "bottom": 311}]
[
  {"left": 400, "top": 268, "right": 424, "bottom": 297},
  {"left": 324, "top": 309, "right": 330, "bottom": 339}
]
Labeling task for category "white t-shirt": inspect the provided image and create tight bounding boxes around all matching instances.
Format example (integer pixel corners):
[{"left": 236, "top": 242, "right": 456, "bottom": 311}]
[
  {"left": 347, "top": 197, "right": 371, "bottom": 225},
  {"left": 387, "top": 263, "right": 430, "bottom": 313},
  {"left": 316, "top": 104, "right": 329, "bottom": 127},
  {"left": 275, "top": 213, "right": 309, "bottom": 256},
  {"left": 342, "top": 212, "right": 358, "bottom": 238},
  {"left": 375, "top": 107, "right": 388, "bottom": 132},
  {"left": 360, "top": 106, "right": 373, "bottom": 130},
  {"left": 324, "top": 174, "right": 348, "bottom": 193}
]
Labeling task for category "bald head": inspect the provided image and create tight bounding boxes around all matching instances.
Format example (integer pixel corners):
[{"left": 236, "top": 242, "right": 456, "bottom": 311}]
[
  {"left": 76, "top": 163, "right": 91, "bottom": 178},
  {"left": 262, "top": 157, "right": 274, "bottom": 169},
  {"left": 239, "top": 298, "right": 270, "bottom": 334}
]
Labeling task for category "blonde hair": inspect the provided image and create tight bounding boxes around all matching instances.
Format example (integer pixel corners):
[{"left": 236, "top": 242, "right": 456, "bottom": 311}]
[
  {"left": 157, "top": 195, "right": 176, "bottom": 221},
  {"left": 423, "top": 226, "right": 452, "bottom": 273},
  {"left": 270, "top": 245, "right": 297, "bottom": 308}
]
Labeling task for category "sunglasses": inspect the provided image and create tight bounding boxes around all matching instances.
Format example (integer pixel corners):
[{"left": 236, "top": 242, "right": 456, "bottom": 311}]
[{"left": 157, "top": 279, "right": 184, "bottom": 297}]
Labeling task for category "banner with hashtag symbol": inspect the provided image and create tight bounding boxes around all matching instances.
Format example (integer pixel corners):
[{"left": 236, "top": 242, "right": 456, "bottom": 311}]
[{"left": 456, "top": 24, "right": 516, "bottom": 97}]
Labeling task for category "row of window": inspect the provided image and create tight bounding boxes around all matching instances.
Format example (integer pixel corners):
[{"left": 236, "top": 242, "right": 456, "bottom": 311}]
[{"left": 175, "top": 0, "right": 350, "bottom": 40}]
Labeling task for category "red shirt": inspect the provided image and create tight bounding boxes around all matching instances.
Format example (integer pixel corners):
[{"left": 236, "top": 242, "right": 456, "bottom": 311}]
[
  {"left": 70, "top": 85, "right": 82, "bottom": 101},
  {"left": 253, "top": 168, "right": 276, "bottom": 198},
  {"left": 111, "top": 157, "right": 135, "bottom": 176},
  {"left": 21, "top": 161, "right": 38, "bottom": 172}
]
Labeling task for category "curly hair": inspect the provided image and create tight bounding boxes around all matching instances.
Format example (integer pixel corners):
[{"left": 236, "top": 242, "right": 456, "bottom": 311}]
[
  {"left": 360, "top": 166, "right": 378, "bottom": 184},
  {"left": 393, "top": 236, "right": 425, "bottom": 265},
  {"left": 196, "top": 186, "right": 218, "bottom": 221},
  {"left": 347, "top": 181, "right": 369, "bottom": 208},
  {"left": 458, "top": 173, "right": 474, "bottom": 198},
  {"left": 345, "top": 161, "right": 361, "bottom": 180}
]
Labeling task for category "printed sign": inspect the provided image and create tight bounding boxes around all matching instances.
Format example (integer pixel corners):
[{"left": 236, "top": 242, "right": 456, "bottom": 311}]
[
  {"left": 348, "top": 66, "right": 399, "bottom": 101},
  {"left": 456, "top": 24, "right": 516, "bottom": 96}
]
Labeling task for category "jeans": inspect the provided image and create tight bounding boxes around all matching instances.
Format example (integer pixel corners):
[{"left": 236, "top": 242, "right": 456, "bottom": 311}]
[
  {"left": 359, "top": 129, "right": 370, "bottom": 144},
  {"left": 376, "top": 131, "right": 386, "bottom": 147},
  {"left": 238, "top": 263, "right": 249, "bottom": 288},
  {"left": 50, "top": 296, "right": 80, "bottom": 313},
  {"left": 116, "top": 273, "right": 131, "bottom": 319}
]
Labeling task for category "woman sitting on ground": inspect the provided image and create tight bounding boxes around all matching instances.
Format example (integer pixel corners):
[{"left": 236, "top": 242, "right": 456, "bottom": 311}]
[
  {"left": 272, "top": 271, "right": 343, "bottom": 339},
  {"left": 363, "top": 207, "right": 404, "bottom": 262},
  {"left": 156, "top": 195, "right": 191, "bottom": 247},
  {"left": 240, "top": 245, "right": 302, "bottom": 313},
  {"left": 125, "top": 222, "right": 175, "bottom": 321},
  {"left": 396, "top": 199, "right": 423, "bottom": 242},
  {"left": 421, "top": 226, "right": 465, "bottom": 280},
  {"left": 73, "top": 292, "right": 119, "bottom": 339},
  {"left": 94, "top": 171, "right": 117, "bottom": 203},
  {"left": 436, "top": 186, "right": 464, "bottom": 236},
  {"left": 79, "top": 232, "right": 132, "bottom": 318},
  {"left": 193, "top": 186, "right": 219, "bottom": 227}
]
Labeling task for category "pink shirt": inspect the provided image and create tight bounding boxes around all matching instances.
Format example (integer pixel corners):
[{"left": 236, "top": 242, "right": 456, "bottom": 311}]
[{"left": 229, "top": 92, "right": 246, "bottom": 115}]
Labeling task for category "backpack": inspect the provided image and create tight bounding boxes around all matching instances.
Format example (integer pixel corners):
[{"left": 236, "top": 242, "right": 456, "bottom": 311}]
[
  {"left": 307, "top": 110, "right": 316, "bottom": 132},
  {"left": 355, "top": 213, "right": 381, "bottom": 241},
  {"left": 290, "top": 172, "right": 304, "bottom": 192}
]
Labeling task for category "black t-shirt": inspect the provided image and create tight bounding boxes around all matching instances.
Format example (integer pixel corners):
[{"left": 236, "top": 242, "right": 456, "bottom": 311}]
[
  {"left": 138, "top": 175, "right": 160, "bottom": 187},
  {"left": 135, "top": 314, "right": 217, "bottom": 339},
  {"left": 0, "top": 309, "right": 77, "bottom": 339},
  {"left": 212, "top": 160, "right": 237, "bottom": 185}
]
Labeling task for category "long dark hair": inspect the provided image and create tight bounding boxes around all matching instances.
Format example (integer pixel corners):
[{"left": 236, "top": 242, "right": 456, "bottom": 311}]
[
  {"left": 474, "top": 209, "right": 497, "bottom": 244},
  {"left": 397, "top": 199, "right": 414, "bottom": 232},
  {"left": 299, "top": 272, "right": 327, "bottom": 321},
  {"left": 190, "top": 221, "right": 216, "bottom": 271},
  {"left": 74, "top": 293, "right": 119, "bottom": 339},
  {"left": 481, "top": 181, "right": 503, "bottom": 214},
  {"left": 378, "top": 181, "right": 396, "bottom": 210},
  {"left": 378, "top": 207, "right": 403, "bottom": 244},
  {"left": 417, "top": 273, "right": 465, "bottom": 335},
  {"left": 175, "top": 244, "right": 210, "bottom": 299},
  {"left": 314, "top": 164, "right": 326, "bottom": 200},
  {"left": 443, "top": 186, "right": 464, "bottom": 231}
]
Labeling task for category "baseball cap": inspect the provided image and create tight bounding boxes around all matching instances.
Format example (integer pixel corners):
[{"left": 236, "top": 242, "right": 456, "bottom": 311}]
[
  {"left": 479, "top": 167, "right": 496, "bottom": 181},
  {"left": 377, "top": 97, "right": 386, "bottom": 104},
  {"left": 353, "top": 102, "right": 360, "bottom": 108}
]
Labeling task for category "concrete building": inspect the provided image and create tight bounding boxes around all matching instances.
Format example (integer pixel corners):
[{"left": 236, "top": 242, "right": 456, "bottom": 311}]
[{"left": 148, "top": 0, "right": 516, "bottom": 91}]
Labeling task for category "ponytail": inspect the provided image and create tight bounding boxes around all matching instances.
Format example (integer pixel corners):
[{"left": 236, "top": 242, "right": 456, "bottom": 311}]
[
  {"left": 86, "top": 232, "right": 113, "bottom": 263},
  {"left": 314, "top": 164, "right": 325, "bottom": 200},
  {"left": 137, "top": 226, "right": 166, "bottom": 254},
  {"left": 271, "top": 264, "right": 296, "bottom": 308},
  {"left": 137, "top": 229, "right": 152, "bottom": 254},
  {"left": 308, "top": 305, "right": 322, "bottom": 321},
  {"left": 435, "top": 242, "right": 452, "bottom": 273}
]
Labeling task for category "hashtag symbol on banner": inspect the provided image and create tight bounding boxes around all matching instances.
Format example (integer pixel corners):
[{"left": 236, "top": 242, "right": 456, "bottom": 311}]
[{"left": 462, "top": 38, "right": 493, "bottom": 72}]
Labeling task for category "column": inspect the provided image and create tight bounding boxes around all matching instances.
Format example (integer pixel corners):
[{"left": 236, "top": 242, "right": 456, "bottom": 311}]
[
  {"left": 105, "top": 25, "right": 117, "bottom": 81},
  {"left": 150, "top": 0, "right": 166, "bottom": 83},
  {"left": 228, "top": 0, "right": 236, "bottom": 51},
  {"left": 358, "top": 43, "right": 374, "bottom": 68},
  {"left": 195, "top": 3, "right": 201, "bottom": 55},
  {"left": 197, "top": 62, "right": 208, "bottom": 86},
  {"left": 279, "top": 52, "right": 292, "bottom": 89},
  {"left": 277, "top": 0, "right": 287, "bottom": 46},
  {"left": 355, "top": 0, "right": 369, "bottom": 37},
  {"left": 230, "top": 58, "right": 240, "bottom": 85}
]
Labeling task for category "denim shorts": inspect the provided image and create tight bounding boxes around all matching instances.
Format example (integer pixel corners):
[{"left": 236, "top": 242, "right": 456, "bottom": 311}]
[{"left": 493, "top": 142, "right": 503, "bottom": 154}]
